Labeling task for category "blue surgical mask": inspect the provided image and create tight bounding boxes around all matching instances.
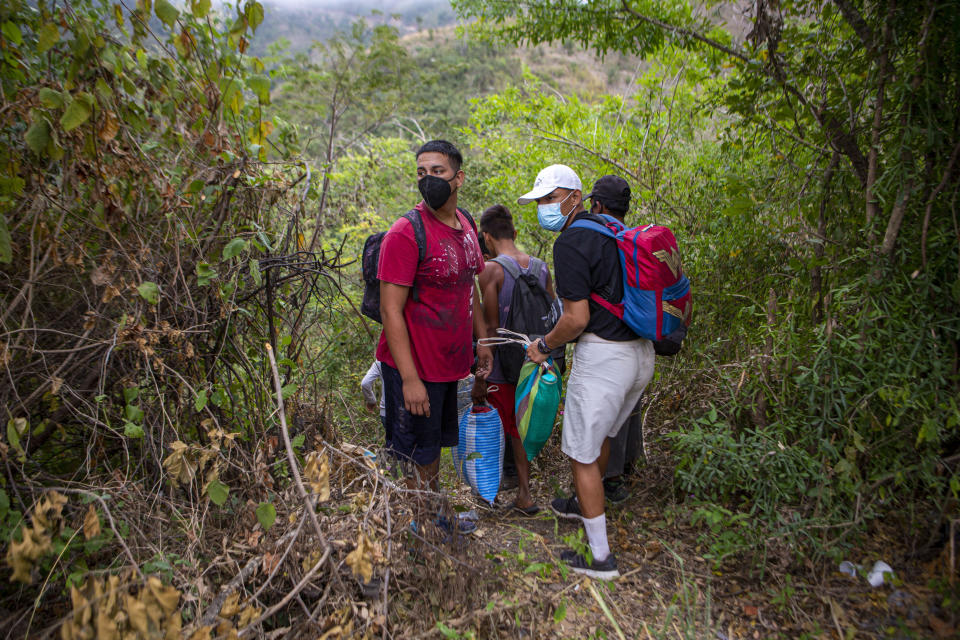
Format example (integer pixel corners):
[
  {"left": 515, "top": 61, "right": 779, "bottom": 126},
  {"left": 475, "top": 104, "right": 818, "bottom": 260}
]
[{"left": 537, "top": 191, "right": 574, "bottom": 231}]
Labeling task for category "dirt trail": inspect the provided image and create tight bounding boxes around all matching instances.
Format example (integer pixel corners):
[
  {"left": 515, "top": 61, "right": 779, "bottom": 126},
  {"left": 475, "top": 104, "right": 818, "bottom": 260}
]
[{"left": 404, "top": 429, "right": 953, "bottom": 639}]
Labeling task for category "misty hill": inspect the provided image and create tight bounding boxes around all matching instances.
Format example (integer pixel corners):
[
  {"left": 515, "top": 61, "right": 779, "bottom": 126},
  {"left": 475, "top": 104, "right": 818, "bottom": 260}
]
[{"left": 252, "top": 0, "right": 455, "bottom": 55}]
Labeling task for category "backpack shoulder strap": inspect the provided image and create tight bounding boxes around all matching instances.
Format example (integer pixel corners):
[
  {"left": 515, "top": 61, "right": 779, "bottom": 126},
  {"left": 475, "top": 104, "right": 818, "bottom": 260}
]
[
  {"left": 491, "top": 255, "right": 521, "bottom": 280},
  {"left": 457, "top": 207, "right": 478, "bottom": 234},
  {"left": 528, "top": 257, "right": 548, "bottom": 283},
  {"left": 401, "top": 208, "right": 427, "bottom": 264},
  {"left": 569, "top": 214, "right": 617, "bottom": 239}
]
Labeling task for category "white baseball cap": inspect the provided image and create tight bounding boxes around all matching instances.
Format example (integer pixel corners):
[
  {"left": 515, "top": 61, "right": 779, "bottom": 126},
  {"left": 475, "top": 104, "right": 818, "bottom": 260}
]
[{"left": 517, "top": 164, "right": 582, "bottom": 204}]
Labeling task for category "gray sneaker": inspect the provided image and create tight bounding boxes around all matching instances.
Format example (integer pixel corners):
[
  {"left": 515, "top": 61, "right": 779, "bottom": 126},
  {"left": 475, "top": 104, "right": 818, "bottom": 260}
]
[
  {"left": 603, "top": 479, "right": 630, "bottom": 504},
  {"left": 550, "top": 495, "right": 583, "bottom": 521},
  {"left": 560, "top": 549, "right": 619, "bottom": 580}
]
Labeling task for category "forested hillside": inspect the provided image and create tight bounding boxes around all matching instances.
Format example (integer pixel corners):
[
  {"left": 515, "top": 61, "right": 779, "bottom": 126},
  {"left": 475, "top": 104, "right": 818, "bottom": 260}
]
[{"left": 2, "top": 0, "right": 959, "bottom": 638}]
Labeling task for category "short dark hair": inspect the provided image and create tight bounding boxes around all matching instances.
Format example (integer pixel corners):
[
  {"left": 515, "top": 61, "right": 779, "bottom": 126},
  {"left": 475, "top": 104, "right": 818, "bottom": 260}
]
[
  {"left": 594, "top": 197, "right": 629, "bottom": 218},
  {"left": 416, "top": 140, "right": 463, "bottom": 173},
  {"left": 479, "top": 204, "right": 515, "bottom": 240}
]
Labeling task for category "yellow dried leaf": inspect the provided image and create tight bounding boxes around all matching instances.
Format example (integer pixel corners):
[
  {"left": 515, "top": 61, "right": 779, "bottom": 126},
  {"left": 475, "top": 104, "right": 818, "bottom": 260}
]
[
  {"left": 345, "top": 530, "right": 373, "bottom": 583},
  {"left": 188, "top": 625, "right": 213, "bottom": 640},
  {"left": 101, "top": 284, "right": 121, "bottom": 303},
  {"left": 69, "top": 582, "right": 90, "bottom": 626},
  {"left": 219, "top": 591, "right": 241, "bottom": 618},
  {"left": 317, "top": 625, "right": 342, "bottom": 640},
  {"left": 90, "top": 265, "right": 112, "bottom": 286},
  {"left": 145, "top": 600, "right": 164, "bottom": 627},
  {"left": 147, "top": 576, "right": 179, "bottom": 616},
  {"left": 104, "top": 574, "right": 121, "bottom": 612},
  {"left": 99, "top": 111, "right": 120, "bottom": 142},
  {"left": 301, "top": 549, "right": 322, "bottom": 574},
  {"left": 34, "top": 491, "right": 68, "bottom": 531},
  {"left": 215, "top": 621, "right": 239, "bottom": 640},
  {"left": 83, "top": 504, "right": 100, "bottom": 540},
  {"left": 162, "top": 440, "right": 195, "bottom": 487},
  {"left": 236, "top": 605, "right": 260, "bottom": 628},
  {"left": 304, "top": 451, "right": 330, "bottom": 501},
  {"left": 125, "top": 593, "right": 148, "bottom": 633},
  {"left": 164, "top": 612, "right": 182, "bottom": 640},
  {"left": 60, "top": 620, "right": 80, "bottom": 640},
  {"left": 96, "top": 604, "right": 120, "bottom": 640},
  {"left": 6, "top": 525, "right": 52, "bottom": 583}
]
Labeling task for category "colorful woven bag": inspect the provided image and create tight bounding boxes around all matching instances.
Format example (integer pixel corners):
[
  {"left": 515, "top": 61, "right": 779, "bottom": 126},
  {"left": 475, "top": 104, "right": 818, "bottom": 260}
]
[{"left": 515, "top": 359, "right": 561, "bottom": 461}]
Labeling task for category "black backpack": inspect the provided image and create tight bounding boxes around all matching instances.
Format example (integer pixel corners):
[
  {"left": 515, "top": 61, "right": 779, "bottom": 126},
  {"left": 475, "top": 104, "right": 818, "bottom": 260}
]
[
  {"left": 361, "top": 207, "right": 476, "bottom": 323},
  {"left": 492, "top": 256, "right": 563, "bottom": 384}
]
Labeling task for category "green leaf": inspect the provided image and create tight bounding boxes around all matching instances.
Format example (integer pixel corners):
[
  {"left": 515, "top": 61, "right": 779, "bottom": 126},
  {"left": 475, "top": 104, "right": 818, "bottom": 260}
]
[
  {"left": 0, "top": 215, "right": 10, "bottom": 264},
  {"left": 466, "top": 451, "right": 483, "bottom": 460},
  {"left": 194, "top": 389, "right": 208, "bottom": 412},
  {"left": 210, "top": 387, "right": 227, "bottom": 408},
  {"left": 6, "top": 419, "right": 25, "bottom": 459},
  {"left": 0, "top": 488, "right": 10, "bottom": 519},
  {"left": 123, "top": 387, "right": 139, "bottom": 404},
  {"left": 155, "top": 0, "right": 180, "bottom": 27},
  {"left": 94, "top": 78, "right": 113, "bottom": 101},
  {"left": 60, "top": 94, "right": 94, "bottom": 132},
  {"left": 2, "top": 21, "right": 23, "bottom": 45},
  {"left": 249, "top": 259, "right": 262, "bottom": 286},
  {"left": 25, "top": 119, "right": 51, "bottom": 155},
  {"left": 291, "top": 433, "right": 305, "bottom": 449},
  {"left": 190, "top": 0, "right": 211, "bottom": 17},
  {"left": 280, "top": 383, "right": 297, "bottom": 399},
  {"left": 255, "top": 502, "right": 276, "bottom": 530},
  {"left": 207, "top": 480, "right": 229, "bottom": 506},
  {"left": 196, "top": 262, "right": 217, "bottom": 286},
  {"left": 125, "top": 404, "right": 144, "bottom": 423},
  {"left": 246, "top": 74, "right": 270, "bottom": 103},
  {"left": 221, "top": 238, "right": 248, "bottom": 260},
  {"left": 123, "top": 422, "right": 144, "bottom": 438},
  {"left": 553, "top": 601, "right": 567, "bottom": 622},
  {"left": 137, "top": 281, "right": 159, "bottom": 304},
  {"left": 38, "top": 88, "right": 64, "bottom": 109},
  {"left": 0, "top": 176, "right": 24, "bottom": 196},
  {"left": 245, "top": 1, "right": 264, "bottom": 32},
  {"left": 36, "top": 22, "right": 60, "bottom": 53}
]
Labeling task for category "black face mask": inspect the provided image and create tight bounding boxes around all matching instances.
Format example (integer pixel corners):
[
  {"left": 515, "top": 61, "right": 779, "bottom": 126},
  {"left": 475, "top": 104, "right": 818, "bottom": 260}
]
[{"left": 418, "top": 175, "right": 453, "bottom": 211}]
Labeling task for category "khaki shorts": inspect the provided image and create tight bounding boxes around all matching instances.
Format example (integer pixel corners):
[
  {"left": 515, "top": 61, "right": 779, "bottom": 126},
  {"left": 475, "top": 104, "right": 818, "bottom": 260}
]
[{"left": 561, "top": 333, "right": 655, "bottom": 464}]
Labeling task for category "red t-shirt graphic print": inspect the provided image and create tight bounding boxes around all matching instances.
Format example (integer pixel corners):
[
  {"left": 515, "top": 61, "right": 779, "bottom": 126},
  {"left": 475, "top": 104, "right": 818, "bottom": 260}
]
[{"left": 375, "top": 202, "right": 484, "bottom": 382}]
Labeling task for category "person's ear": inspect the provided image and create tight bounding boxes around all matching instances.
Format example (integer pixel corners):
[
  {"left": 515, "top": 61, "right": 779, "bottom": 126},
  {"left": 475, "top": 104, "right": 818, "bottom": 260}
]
[
  {"left": 453, "top": 169, "right": 465, "bottom": 190},
  {"left": 571, "top": 189, "right": 582, "bottom": 210},
  {"left": 512, "top": 230, "right": 518, "bottom": 241}
]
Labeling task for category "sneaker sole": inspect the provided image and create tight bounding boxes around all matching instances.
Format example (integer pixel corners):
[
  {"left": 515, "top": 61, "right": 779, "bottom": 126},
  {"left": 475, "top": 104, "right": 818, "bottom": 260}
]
[
  {"left": 550, "top": 505, "right": 584, "bottom": 522},
  {"left": 569, "top": 564, "right": 620, "bottom": 580}
]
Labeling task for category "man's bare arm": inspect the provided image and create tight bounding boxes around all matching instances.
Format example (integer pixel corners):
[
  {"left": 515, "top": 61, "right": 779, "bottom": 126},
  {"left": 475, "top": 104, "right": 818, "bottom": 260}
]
[{"left": 381, "top": 281, "right": 430, "bottom": 416}]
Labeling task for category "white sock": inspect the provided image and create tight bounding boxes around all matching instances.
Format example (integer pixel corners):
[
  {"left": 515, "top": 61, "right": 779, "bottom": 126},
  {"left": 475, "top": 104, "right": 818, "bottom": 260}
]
[{"left": 583, "top": 514, "right": 610, "bottom": 562}]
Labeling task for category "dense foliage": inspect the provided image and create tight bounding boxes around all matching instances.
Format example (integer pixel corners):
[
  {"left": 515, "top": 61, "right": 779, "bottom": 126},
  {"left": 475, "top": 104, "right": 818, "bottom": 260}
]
[{"left": 452, "top": 0, "right": 960, "bottom": 566}]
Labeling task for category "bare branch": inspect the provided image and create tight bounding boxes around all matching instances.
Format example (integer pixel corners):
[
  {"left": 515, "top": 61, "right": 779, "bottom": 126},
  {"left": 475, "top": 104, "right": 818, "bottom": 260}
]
[{"left": 832, "top": 0, "right": 876, "bottom": 54}]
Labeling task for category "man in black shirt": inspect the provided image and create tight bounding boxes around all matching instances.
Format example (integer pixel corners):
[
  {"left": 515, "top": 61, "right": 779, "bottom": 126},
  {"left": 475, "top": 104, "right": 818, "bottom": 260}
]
[
  {"left": 519, "top": 165, "right": 655, "bottom": 580},
  {"left": 587, "top": 175, "right": 644, "bottom": 504}
]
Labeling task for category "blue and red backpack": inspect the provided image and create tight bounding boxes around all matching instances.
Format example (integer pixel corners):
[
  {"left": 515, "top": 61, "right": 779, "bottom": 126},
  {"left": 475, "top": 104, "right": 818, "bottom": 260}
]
[{"left": 569, "top": 214, "right": 692, "bottom": 355}]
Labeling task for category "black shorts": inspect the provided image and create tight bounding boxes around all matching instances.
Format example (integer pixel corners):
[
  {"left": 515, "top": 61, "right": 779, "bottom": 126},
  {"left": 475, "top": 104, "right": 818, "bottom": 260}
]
[{"left": 382, "top": 363, "right": 459, "bottom": 466}]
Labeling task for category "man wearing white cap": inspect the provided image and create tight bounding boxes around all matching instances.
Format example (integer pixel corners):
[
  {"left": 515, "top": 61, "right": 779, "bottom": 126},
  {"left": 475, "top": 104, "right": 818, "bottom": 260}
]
[{"left": 520, "top": 164, "right": 655, "bottom": 580}]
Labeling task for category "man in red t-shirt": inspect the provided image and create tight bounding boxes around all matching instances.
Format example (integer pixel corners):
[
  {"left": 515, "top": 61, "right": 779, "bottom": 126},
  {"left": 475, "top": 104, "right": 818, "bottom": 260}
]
[{"left": 376, "top": 140, "right": 492, "bottom": 517}]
